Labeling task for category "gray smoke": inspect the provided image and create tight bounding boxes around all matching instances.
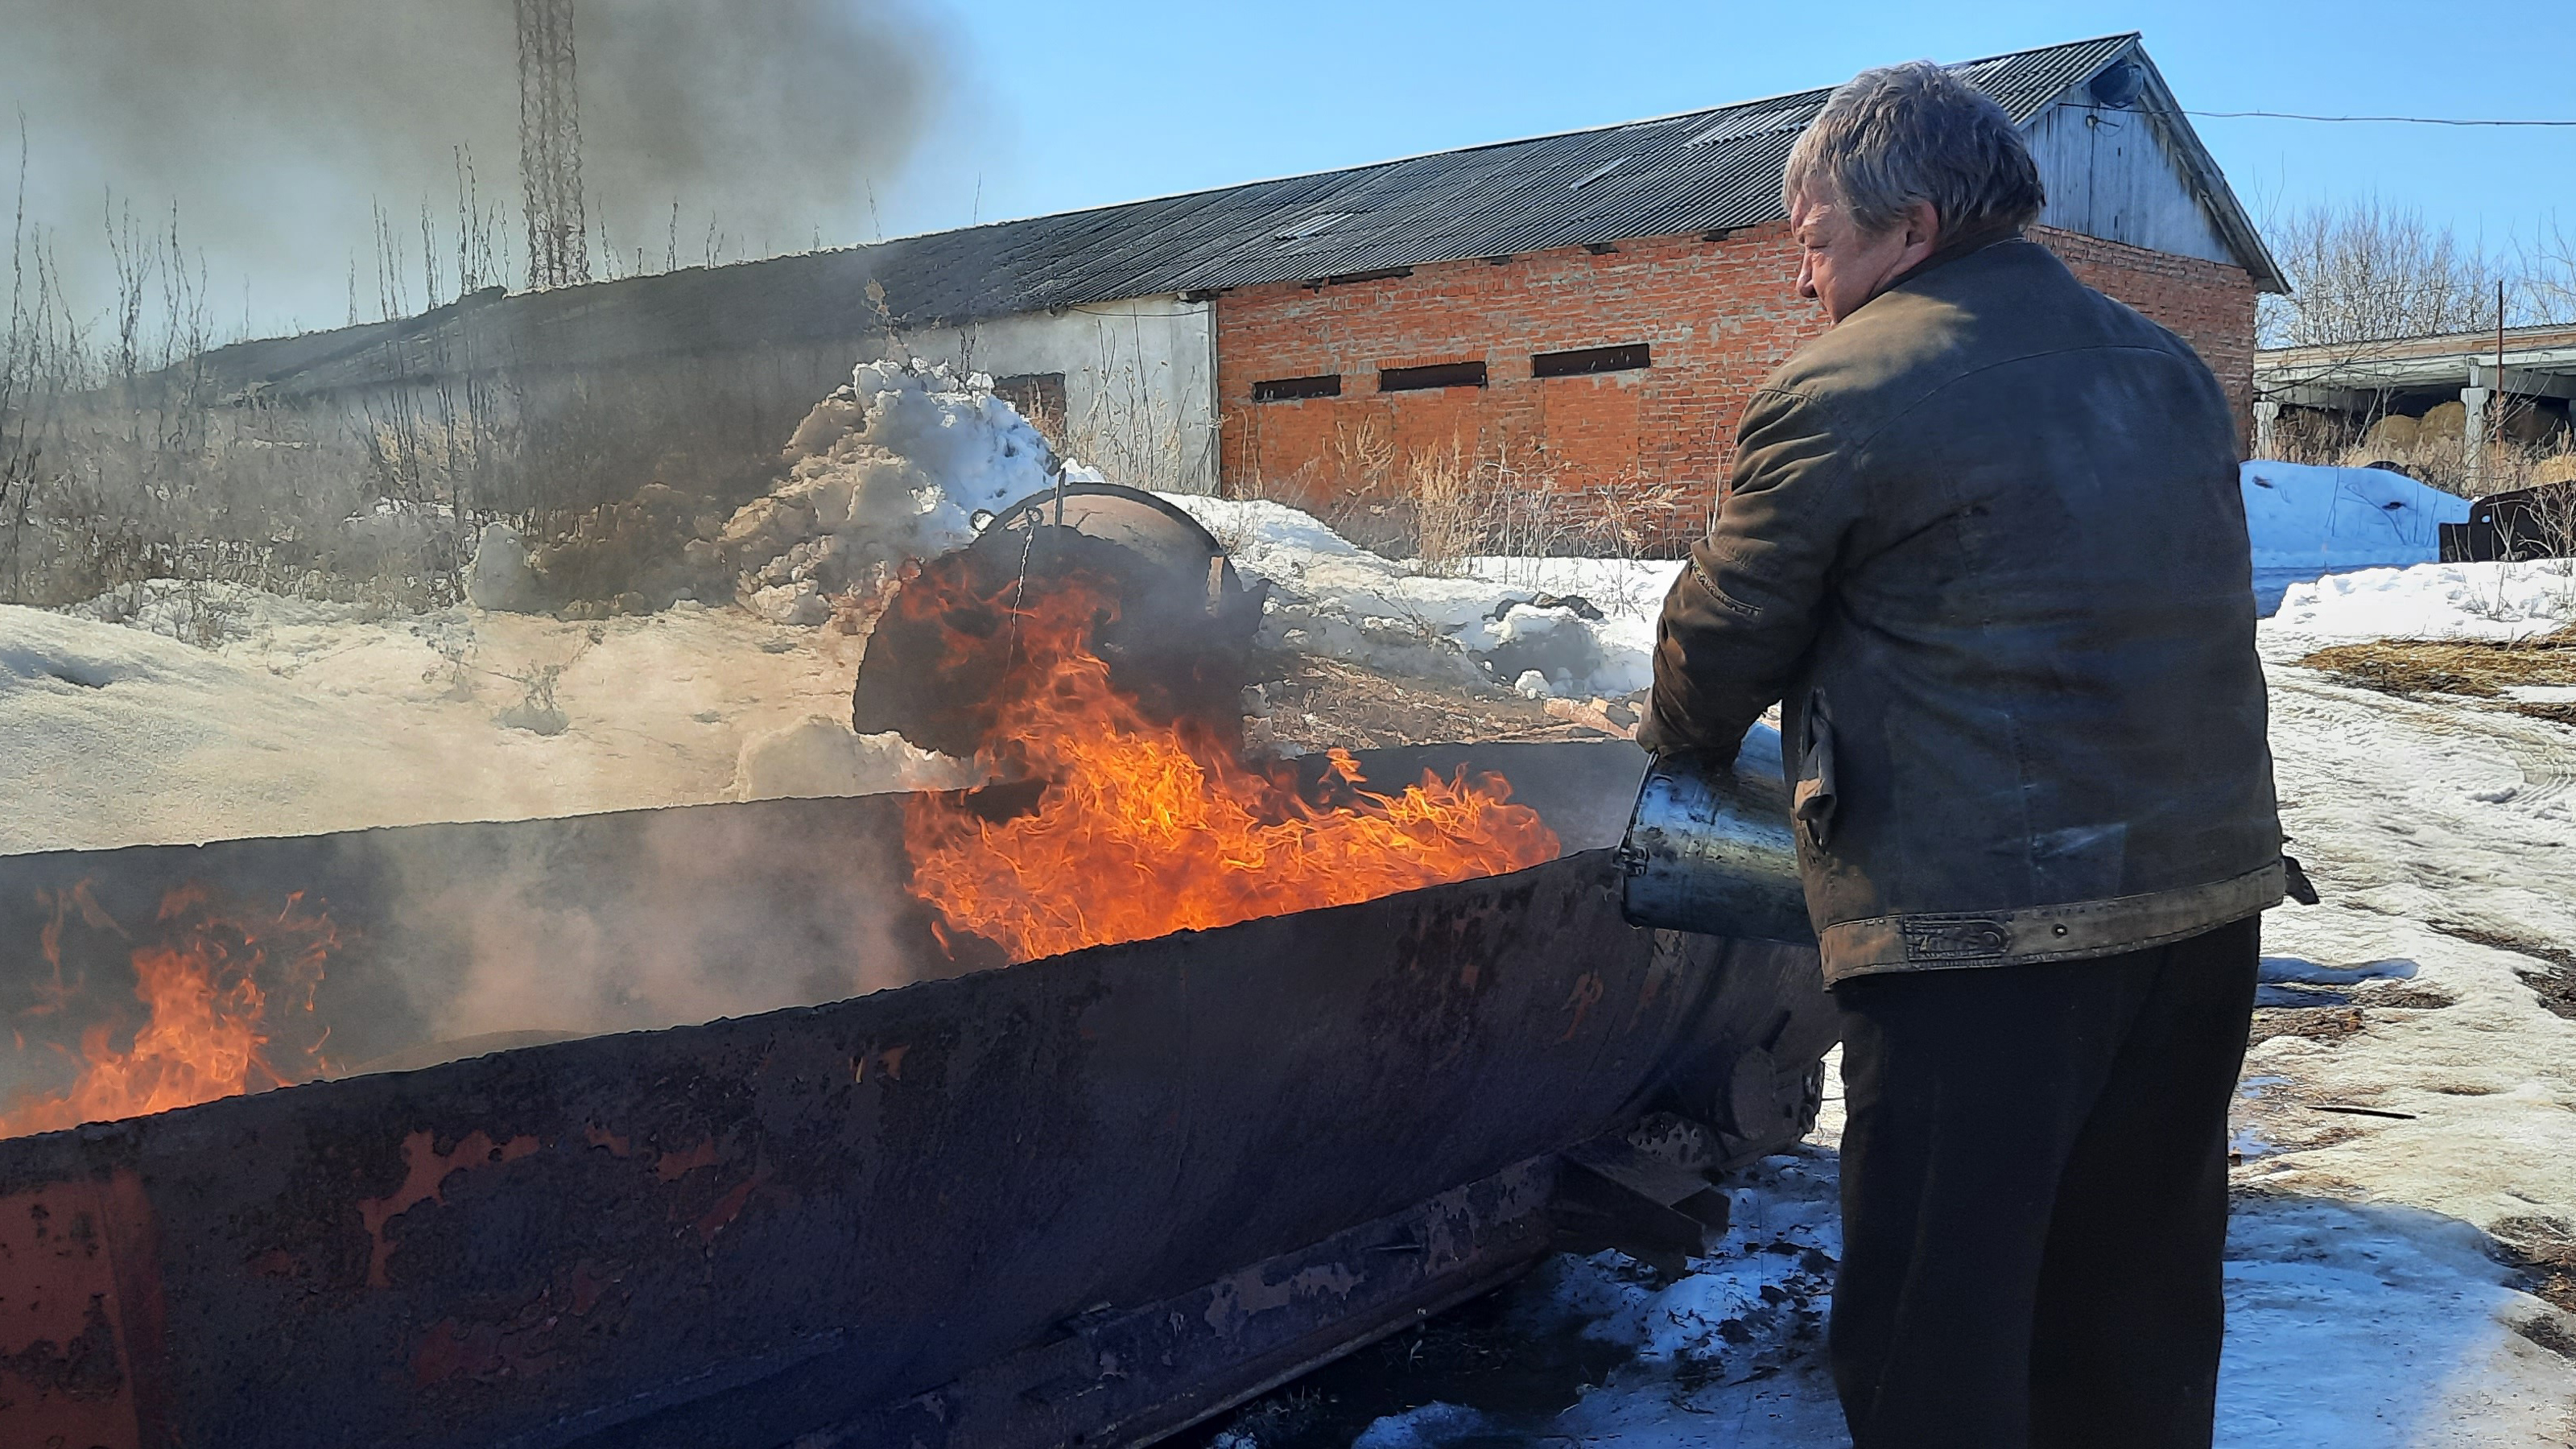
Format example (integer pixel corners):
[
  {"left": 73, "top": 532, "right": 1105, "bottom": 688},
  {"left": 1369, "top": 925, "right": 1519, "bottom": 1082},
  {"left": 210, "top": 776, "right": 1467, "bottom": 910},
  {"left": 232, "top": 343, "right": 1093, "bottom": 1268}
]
[{"left": 0, "top": 0, "right": 952, "bottom": 331}]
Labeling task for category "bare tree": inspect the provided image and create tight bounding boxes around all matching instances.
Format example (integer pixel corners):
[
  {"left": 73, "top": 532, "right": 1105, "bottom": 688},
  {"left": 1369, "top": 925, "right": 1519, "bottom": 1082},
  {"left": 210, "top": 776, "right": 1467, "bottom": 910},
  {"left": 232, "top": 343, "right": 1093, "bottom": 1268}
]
[
  {"left": 2526, "top": 214, "right": 2576, "bottom": 326},
  {"left": 2260, "top": 199, "right": 2521, "bottom": 349}
]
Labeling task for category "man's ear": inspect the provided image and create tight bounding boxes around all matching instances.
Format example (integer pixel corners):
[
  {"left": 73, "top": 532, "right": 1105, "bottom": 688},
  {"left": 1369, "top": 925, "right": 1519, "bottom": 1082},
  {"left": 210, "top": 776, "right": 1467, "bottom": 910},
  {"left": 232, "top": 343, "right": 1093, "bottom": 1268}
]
[{"left": 1901, "top": 200, "right": 1942, "bottom": 260}]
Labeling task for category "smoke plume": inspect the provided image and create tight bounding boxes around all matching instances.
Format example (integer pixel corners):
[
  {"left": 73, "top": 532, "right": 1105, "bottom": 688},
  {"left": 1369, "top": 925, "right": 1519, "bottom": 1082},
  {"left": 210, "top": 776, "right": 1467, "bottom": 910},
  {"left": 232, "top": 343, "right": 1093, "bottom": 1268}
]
[{"left": 0, "top": 0, "right": 954, "bottom": 331}]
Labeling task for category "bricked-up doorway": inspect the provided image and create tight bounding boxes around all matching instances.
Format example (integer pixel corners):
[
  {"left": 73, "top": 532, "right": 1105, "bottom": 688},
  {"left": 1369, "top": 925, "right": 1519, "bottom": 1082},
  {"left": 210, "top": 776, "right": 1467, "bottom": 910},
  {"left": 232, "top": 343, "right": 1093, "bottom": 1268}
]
[{"left": 993, "top": 372, "right": 1069, "bottom": 449}]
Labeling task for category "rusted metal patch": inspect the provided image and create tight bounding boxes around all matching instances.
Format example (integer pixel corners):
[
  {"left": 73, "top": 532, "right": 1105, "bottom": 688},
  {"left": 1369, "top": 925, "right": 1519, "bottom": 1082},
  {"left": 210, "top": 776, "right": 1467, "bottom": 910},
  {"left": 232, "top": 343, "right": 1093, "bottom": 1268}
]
[
  {"left": 357, "top": 1129, "right": 542, "bottom": 1289},
  {"left": 0, "top": 1168, "right": 161, "bottom": 1449}
]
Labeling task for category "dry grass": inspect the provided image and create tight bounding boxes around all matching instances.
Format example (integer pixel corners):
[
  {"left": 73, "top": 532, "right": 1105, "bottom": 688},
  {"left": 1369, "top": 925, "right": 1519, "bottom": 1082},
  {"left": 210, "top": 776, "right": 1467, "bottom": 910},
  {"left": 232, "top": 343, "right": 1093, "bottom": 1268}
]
[
  {"left": 2490, "top": 1214, "right": 2576, "bottom": 1322},
  {"left": 2266, "top": 407, "right": 2574, "bottom": 501},
  {"left": 1244, "top": 654, "right": 1619, "bottom": 755},
  {"left": 2247, "top": 1006, "right": 2368, "bottom": 1046},
  {"left": 2298, "top": 629, "right": 2576, "bottom": 722},
  {"left": 1239, "top": 423, "right": 1698, "bottom": 572}
]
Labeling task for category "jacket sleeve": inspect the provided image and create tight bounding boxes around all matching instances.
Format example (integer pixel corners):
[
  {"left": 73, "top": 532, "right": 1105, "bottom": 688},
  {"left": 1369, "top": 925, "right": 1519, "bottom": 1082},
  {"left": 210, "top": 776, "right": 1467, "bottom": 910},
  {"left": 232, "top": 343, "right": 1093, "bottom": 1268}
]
[{"left": 1641, "top": 386, "right": 1863, "bottom": 759}]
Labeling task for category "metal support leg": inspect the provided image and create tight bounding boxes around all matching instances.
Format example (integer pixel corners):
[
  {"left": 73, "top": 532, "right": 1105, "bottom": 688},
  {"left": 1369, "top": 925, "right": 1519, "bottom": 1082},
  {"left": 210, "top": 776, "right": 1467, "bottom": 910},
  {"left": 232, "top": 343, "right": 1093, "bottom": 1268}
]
[{"left": 2462, "top": 386, "right": 2491, "bottom": 492}]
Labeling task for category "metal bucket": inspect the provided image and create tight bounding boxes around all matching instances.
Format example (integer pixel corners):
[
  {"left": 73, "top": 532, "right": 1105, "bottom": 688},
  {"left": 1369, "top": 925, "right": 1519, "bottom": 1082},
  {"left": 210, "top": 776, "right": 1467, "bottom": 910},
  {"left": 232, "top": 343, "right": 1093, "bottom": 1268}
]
[{"left": 1616, "top": 724, "right": 1814, "bottom": 944}]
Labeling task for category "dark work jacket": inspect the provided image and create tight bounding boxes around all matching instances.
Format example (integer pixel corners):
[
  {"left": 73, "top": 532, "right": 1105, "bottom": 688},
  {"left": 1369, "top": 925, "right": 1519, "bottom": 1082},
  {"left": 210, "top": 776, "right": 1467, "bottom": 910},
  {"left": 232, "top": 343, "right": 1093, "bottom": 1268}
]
[{"left": 1643, "top": 237, "right": 2283, "bottom": 984}]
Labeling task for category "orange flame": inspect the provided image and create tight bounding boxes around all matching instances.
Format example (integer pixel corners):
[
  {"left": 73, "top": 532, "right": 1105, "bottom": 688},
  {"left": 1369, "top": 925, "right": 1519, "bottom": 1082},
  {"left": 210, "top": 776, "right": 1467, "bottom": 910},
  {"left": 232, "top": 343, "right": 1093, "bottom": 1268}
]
[
  {"left": 902, "top": 569, "right": 1559, "bottom": 961},
  {"left": 1, "top": 884, "right": 337, "bottom": 1140}
]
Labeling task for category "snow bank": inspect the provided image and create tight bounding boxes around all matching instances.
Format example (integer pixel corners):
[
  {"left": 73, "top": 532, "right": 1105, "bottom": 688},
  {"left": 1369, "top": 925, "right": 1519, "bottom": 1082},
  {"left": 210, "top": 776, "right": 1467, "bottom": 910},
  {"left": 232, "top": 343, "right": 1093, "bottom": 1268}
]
[
  {"left": 0, "top": 593, "right": 873, "bottom": 855},
  {"left": 2268, "top": 559, "right": 2576, "bottom": 642},
  {"left": 2241, "top": 461, "right": 2469, "bottom": 572},
  {"left": 2, "top": 602, "right": 244, "bottom": 695},
  {"left": 720, "top": 360, "right": 1059, "bottom": 625},
  {"left": 63, "top": 576, "right": 378, "bottom": 649},
  {"left": 1158, "top": 493, "right": 1678, "bottom": 700}
]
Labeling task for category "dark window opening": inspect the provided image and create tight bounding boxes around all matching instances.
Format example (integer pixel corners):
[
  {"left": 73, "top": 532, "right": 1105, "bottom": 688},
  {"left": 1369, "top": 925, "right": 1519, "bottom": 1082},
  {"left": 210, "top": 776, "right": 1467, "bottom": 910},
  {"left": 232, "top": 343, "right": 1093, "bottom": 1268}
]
[
  {"left": 1252, "top": 374, "right": 1342, "bottom": 402},
  {"left": 1533, "top": 344, "right": 1650, "bottom": 378},
  {"left": 1378, "top": 361, "right": 1488, "bottom": 392},
  {"left": 993, "top": 372, "right": 1068, "bottom": 443}
]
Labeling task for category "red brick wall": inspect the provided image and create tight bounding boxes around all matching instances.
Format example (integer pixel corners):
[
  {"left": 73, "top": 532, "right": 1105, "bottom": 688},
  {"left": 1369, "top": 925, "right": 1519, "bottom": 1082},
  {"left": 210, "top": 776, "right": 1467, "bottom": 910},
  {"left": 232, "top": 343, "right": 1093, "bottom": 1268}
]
[
  {"left": 1216, "top": 225, "right": 1822, "bottom": 530},
  {"left": 2031, "top": 225, "right": 2257, "bottom": 439},
  {"left": 1216, "top": 221, "right": 2256, "bottom": 526}
]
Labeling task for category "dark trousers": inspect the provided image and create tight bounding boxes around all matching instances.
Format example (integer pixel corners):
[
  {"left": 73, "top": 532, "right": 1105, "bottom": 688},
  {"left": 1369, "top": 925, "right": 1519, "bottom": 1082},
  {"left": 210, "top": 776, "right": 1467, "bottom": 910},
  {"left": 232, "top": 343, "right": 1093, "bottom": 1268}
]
[{"left": 1827, "top": 916, "right": 2260, "bottom": 1449}]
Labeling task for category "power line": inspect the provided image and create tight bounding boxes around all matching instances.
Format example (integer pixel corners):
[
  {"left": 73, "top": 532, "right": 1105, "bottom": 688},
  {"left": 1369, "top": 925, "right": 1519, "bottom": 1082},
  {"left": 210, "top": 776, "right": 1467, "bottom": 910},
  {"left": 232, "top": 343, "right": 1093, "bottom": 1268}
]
[{"left": 2186, "top": 109, "right": 2576, "bottom": 127}]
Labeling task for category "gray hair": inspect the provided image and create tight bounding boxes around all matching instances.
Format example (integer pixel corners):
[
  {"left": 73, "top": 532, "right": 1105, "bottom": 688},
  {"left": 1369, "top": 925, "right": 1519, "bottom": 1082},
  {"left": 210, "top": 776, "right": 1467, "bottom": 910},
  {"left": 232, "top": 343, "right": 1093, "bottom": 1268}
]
[{"left": 1781, "top": 60, "right": 2046, "bottom": 238}]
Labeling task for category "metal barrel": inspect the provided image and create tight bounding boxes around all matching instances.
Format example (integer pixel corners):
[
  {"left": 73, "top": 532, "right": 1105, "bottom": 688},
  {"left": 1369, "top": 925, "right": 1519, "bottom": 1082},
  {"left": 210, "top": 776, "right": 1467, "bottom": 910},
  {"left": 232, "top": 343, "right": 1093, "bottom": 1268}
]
[{"left": 1616, "top": 724, "right": 1814, "bottom": 944}]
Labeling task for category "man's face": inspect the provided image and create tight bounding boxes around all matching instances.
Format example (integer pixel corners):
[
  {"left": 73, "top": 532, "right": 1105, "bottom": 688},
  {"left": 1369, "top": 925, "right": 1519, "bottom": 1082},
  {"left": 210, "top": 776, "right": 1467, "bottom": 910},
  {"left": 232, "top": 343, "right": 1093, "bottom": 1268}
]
[{"left": 1791, "top": 192, "right": 1942, "bottom": 323}]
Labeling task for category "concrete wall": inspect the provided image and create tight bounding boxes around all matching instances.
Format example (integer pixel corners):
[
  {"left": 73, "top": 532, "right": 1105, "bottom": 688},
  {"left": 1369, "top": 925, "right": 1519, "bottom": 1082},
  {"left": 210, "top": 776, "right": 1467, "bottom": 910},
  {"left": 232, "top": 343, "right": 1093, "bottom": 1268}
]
[{"left": 891, "top": 295, "right": 1219, "bottom": 495}]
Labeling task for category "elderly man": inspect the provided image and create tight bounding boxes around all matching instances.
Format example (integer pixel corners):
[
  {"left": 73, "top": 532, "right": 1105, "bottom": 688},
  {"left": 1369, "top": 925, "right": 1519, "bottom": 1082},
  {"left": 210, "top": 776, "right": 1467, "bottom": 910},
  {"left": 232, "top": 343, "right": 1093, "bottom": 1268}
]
[{"left": 1642, "top": 62, "right": 2285, "bottom": 1449}]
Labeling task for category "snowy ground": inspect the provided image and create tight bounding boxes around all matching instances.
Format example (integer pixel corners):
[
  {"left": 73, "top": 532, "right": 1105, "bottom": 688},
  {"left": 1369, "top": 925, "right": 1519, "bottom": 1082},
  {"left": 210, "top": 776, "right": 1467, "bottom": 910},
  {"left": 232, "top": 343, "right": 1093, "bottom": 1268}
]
[{"left": 2, "top": 581, "right": 877, "bottom": 854}]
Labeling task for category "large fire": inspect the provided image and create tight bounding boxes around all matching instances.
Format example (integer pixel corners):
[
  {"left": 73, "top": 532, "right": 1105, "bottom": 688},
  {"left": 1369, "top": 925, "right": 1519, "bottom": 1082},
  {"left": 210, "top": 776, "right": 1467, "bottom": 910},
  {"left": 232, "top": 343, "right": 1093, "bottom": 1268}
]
[
  {"left": 0, "top": 883, "right": 336, "bottom": 1139},
  {"left": 901, "top": 569, "right": 1560, "bottom": 961}
]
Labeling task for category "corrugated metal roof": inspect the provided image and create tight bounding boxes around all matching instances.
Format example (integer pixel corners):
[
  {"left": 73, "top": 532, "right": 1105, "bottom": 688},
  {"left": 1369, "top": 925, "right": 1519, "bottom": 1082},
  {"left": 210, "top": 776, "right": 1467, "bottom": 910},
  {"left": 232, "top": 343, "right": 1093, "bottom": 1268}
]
[{"left": 206, "top": 33, "right": 2273, "bottom": 395}]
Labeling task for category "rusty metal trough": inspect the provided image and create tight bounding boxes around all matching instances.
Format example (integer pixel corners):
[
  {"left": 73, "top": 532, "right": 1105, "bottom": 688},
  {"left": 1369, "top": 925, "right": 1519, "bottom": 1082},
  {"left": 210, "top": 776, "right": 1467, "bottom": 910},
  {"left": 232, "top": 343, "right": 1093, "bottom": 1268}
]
[{"left": 0, "top": 740, "right": 1833, "bottom": 1448}]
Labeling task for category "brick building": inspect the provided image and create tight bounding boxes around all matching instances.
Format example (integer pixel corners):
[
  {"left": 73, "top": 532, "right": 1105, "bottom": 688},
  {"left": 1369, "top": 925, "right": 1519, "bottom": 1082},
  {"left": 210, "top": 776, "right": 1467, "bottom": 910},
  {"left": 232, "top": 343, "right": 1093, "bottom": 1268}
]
[
  {"left": 207, "top": 34, "right": 2279, "bottom": 534},
  {"left": 1210, "top": 35, "right": 2281, "bottom": 526}
]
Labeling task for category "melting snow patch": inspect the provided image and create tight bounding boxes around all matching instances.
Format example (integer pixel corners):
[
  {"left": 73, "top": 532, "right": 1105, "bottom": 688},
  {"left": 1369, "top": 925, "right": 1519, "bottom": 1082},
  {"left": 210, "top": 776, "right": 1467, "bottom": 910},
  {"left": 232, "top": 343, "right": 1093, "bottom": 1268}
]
[
  {"left": 1346, "top": 1402, "right": 1490, "bottom": 1449},
  {"left": 2219, "top": 1195, "right": 2574, "bottom": 1448},
  {"left": 1505, "top": 1145, "right": 2575, "bottom": 1447},
  {"left": 1532, "top": 1150, "right": 1848, "bottom": 1447}
]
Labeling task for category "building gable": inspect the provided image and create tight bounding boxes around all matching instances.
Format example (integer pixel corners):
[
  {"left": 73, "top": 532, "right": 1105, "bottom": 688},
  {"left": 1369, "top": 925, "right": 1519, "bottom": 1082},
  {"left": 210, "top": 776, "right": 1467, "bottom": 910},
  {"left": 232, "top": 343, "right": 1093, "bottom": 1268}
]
[{"left": 2029, "top": 100, "right": 2235, "bottom": 266}]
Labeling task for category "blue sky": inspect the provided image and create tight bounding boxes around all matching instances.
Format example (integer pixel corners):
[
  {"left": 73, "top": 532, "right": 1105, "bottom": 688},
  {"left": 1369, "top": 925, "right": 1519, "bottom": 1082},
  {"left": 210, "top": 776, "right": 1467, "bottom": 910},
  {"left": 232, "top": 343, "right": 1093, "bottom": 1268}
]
[{"left": 897, "top": 0, "right": 2570, "bottom": 257}]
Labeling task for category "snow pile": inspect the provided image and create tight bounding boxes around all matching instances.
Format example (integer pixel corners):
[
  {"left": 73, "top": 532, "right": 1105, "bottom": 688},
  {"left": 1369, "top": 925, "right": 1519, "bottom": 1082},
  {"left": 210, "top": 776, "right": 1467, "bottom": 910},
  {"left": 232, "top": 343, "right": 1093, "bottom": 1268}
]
[
  {"left": 467, "top": 522, "right": 541, "bottom": 610},
  {"left": 2241, "top": 461, "right": 2469, "bottom": 572},
  {"left": 728, "top": 715, "right": 980, "bottom": 801},
  {"left": 720, "top": 360, "right": 1059, "bottom": 625},
  {"left": 2268, "top": 560, "right": 2576, "bottom": 642},
  {"left": 1158, "top": 494, "right": 1679, "bottom": 699}
]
